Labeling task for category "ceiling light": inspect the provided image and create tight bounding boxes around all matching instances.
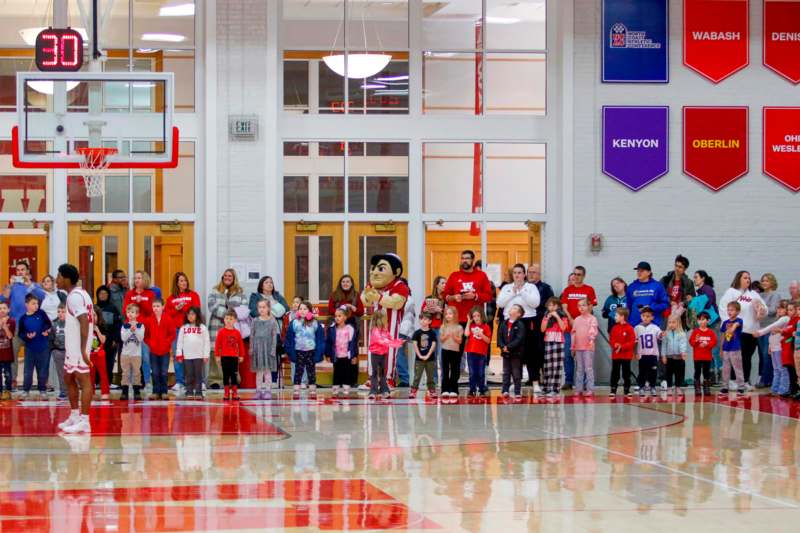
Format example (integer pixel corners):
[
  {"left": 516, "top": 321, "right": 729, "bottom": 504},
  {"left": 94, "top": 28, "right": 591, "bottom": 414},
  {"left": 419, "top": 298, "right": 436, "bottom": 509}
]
[
  {"left": 323, "top": 53, "right": 392, "bottom": 79},
  {"left": 19, "top": 27, "right": 88, "bottom": 46},
  {"left": 486, "top": 16, "right": 521, "bottom": 24},
  {"left": 27, "top": 81, "right": 80, "bottom": 95},
  {"left": 159, "top": 3, "right": 195, "bottom": 17},
  {"left": 374, "top": 75, "right": 409, "bottom": 82},
  {"left": 360, "top": 83, "right": 386, "bottom": 89},
  {"left": 141, "top": 33, "right": 186, "bottom": 43}
]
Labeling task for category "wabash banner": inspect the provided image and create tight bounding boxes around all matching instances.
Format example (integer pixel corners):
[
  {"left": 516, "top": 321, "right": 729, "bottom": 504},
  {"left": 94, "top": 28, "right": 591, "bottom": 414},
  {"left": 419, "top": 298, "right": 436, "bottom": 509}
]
[
  {"left": 764, "top": 0, "right": 800, "bottom": 84},
  {"left": 602, "top": 106, "right": 669, "bottom": 191},
  {"left": 684, "top": 0, "right": 749, "bottom": 83},
  {"left": 602, "top": 0, "right": 669, "bottom": 83},
  {"left": 683, "top": 107, "right": 749, "bottom": 190},
  {"left": 763, "top": 107, "right": 800, "bottom": 191}
]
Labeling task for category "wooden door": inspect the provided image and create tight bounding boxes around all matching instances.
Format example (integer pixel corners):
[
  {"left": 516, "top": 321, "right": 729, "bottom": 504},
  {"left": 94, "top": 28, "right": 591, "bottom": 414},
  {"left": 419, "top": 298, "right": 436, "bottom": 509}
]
[
  {"left": 68, "top": 222, "right": 129, "bottom": 296},
  {"left": 347, "top": 222, "right": 408, "bottom": 292},
  {"left": 284, "top": 222, "right": 344, "bottom": 304},
  {"left": 1, "top": 230, "right": 48, "bottom": 282},
  {"left": 133, "top": 223, "right": 194, "bottom": 294}
]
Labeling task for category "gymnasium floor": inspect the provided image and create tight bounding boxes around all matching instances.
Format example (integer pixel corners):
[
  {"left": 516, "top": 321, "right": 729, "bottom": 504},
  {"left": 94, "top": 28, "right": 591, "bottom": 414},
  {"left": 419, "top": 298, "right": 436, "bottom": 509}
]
[{"left": 1, "top": 391, "right": 798, "bottom": 532}]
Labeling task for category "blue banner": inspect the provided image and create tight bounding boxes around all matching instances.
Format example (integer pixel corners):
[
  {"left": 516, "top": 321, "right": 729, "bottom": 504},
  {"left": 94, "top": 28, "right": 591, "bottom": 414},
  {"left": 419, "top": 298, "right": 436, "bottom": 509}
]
[{"left": 602, "top": 0, "right": 669, "bottom": 83}]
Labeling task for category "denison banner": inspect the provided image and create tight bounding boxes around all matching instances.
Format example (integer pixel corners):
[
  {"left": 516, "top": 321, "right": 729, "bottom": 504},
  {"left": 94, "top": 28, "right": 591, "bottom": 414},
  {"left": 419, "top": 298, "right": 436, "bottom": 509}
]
[
  {"left": 684, "top": 0, "right": 749, "bottom": 83},
  {"left": 764, "top": 0, "right": 800, "bottom": 84},
  {"left": 602, "top": 0, "right": 669, "bottom": 83},
  {"left": 602, "top": 106, "right": 669, "bottom": 191},
  {"left": 763, "top": 107, "right": 800, "bottom": 191},
  {"left": 683, "top": 107, "right": 749, "bottom": 190}
]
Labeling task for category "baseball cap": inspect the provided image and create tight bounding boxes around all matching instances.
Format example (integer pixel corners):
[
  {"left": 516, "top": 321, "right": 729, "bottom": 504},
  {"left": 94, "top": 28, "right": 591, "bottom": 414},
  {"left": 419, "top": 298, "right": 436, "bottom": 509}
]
[{"left": 634, "top": 261, "right": 652, "bottom": 271}]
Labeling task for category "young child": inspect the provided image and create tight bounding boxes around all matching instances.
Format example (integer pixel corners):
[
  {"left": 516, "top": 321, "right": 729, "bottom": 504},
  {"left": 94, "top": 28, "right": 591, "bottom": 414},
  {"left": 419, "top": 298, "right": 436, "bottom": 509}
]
[
  {"left": 18, "top": 294, "right": 52, "bottom": 400},
  {"left": 690, "top": 311, "right": 718, "bottom": 395},
  {"left": 464, "top": 306, "right": 491, "bottom": 397},
  {"left": 175, "top": 307, "right": 210, "bottom": 400},
  {"left": 609, "top": 307, "right": 636, "bottom": 398},
  {"left": 215, "top": 310, "right": 246, "bottom": 401},
  {"left": 285, "top": 301, "right": 325, "bottom": 396},
  {"left": 367, "top": 309, "right": 404, "bottom": 400},
  {"left": 288, "top": 296, "right": 303, "bottom": 321},
  {"left": 324, "top": 306, "right": 358, "bottom": 397},
  {"left": 410, "top": 312, "right": 438, "bottom": 399},
  {"left": 635, "top": 306, "right": 661, "bottom": 396},
  {"left": 0, "top": 302, "right": 14, "bottom": 400},
  {"left": 49, "top": 304, "right": 67, "bottom": 400},
  {"left": 720, "top": 301, "right": 747, "bottom": 395},
  {"left": 90, "top": 309, "right": 110, "bottom": 400},
  {"left": 780, "top": 301, "right": 799, "bottom": 398},
  {"left": 145, "top": 299, "right": 176, "bottom": 401},
  {"left": 498, "top": 304, "right": 526, "bottom": 399},
  {"left": 662, "top": 314, "right": 689, "bottom": 396},
  {"left": 438, "top": 306, "right": 464, "bottom": 398},
  {"left": 120, "top": 303, "right": 145, "bottom": 401},
  {"left": 794, "top": 308, "right": 800, "bottom": 397},
  {"left": 571, "top": 298, "right": 599, "bottom": 396},
  {"left": 755, "top": 301, "right": 789, "bottom": 397},
  {"left": 540, "top": 297, "right": 568, "bottom": 397},
  {"left": 250, "top": 299, "right": 280, "bottom": 399}
]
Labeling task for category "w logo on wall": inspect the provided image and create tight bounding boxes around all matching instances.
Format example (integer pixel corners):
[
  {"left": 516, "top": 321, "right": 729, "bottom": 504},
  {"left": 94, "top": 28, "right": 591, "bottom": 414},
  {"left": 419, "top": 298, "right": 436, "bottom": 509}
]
[{"left": 611, "top": 23, "right": 628, "bottom": 47}]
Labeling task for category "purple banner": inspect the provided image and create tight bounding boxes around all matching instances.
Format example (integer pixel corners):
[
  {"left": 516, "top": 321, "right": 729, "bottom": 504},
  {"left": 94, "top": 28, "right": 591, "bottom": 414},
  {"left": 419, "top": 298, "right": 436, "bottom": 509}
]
[{"left": 602, "top": 106, "right": 669, "bottom": 190}]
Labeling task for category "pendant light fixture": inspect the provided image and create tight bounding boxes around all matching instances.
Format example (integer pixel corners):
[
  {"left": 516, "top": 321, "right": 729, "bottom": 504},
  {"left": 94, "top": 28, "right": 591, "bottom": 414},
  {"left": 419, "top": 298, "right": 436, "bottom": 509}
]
[{"left": 322, "top": 3, "right": 391, "bottom": 79}]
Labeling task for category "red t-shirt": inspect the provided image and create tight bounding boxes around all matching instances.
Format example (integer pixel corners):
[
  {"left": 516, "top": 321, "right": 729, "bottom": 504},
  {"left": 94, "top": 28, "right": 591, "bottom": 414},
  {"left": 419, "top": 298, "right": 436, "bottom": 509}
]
[
  {"left": 464, "top": 323, "right": 491, "bottom": 355},
  {"left": 443, "top": 269, "right": 493, "bottom": 323},
  {"left": 214, "top": 327, "right": 246, "bottom": 358},
  {"left": 609, "top": 323, "right": 636, "bottom": 360},
  {"left": 689, "top": 328, "right": 717, "bottom": 361},
  {"left": 781, "top": 316, "right": 799, "bottom": 366},
  {"left": 0, "top": 317, "right": 16, "bottom": 362},
  {"left": 560, "top": 285, "right": 598, "bottom": 319}
]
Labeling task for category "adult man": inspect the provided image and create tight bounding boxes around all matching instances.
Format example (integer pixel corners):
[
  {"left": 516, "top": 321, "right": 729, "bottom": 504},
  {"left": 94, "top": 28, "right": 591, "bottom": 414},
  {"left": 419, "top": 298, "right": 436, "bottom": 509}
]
[
  {"left": 108, "top": 269, "right": 128, "bottom": 317},
  {"left": 442, "top": 251, "right": 493, "bottom": 352},
  {"left": 527, "top": 263, "right": 554, "bottom": 386},
  {"left": 8, "top": 261, "right": 44, "bottom": 389},
  {"left": 56, "top": 264, "right": 94, "bottom": 434},
  {"left": 627, "top": 261, "right": 670, "bottom": 328},
  {"left": 497, "top": 264, "right": 541, "bottom": 390},
  {"left": 560, "top": 266, "right": 598, "bottom": 389},
  {"left": 659, "top": 254, "right": 695, "bottom": 326}
]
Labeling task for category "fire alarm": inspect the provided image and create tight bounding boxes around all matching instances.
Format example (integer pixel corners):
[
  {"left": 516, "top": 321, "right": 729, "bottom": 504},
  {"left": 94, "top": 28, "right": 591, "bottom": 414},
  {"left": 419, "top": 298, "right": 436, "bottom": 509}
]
[{"left": 590, "top": 233, "right": 603, "bottom": 253}]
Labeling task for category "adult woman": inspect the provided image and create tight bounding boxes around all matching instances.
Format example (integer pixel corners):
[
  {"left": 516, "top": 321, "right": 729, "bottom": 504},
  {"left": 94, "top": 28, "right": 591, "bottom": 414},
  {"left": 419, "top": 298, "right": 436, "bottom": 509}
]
[
  {"left": 601, "top": 277, "right": 627, "bottom": 334},
  {"left": 96, "top": 285, "right": 121, "bottom": 385},
  {"left": 496, "top": 263, "right": 541, "bottom": 392},
  {"left": 718, "top": 271, "right": 766, "bottom": 386},
  {"left": 207, "top": 269, "right": 248, "bottom": 387},
  {"left": 693, "top": 270, "right": 717, "bottom": 316},
  {"left": 756, "top": 273, "right": 782, "bottom": 388},
  {"left": 166, "top": 272, "right": 201, "bottom": 391},
  {"left": 123, "top": 271, "right": 157, "bottom": 389},
  {"left": 249, "top": 276, "right": 289, "bottom": 321},
  {"left": 326, "top": 275, "right": 364, "bottom": 323},
  {"left": 40, "top": 275, "right": 65, "bottom": 321},
  {"left": 421, "top": 276, "right": 447, "bottom": 384}
]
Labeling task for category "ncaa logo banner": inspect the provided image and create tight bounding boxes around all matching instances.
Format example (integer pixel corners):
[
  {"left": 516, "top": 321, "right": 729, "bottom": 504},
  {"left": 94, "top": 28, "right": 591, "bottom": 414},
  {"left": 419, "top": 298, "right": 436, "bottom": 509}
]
[
  {"left": 683, "top": 107, "right": 749, "bottom": 191},
  {"left": 602, "top": 106, "right": 669, "bottom": 191},
  {"left": 602, "top": 0, "right": 669, "bottom": 83},
  {"left": 684, "top": 0, "right": 749, "bottom": 83},
  {"left": 763, "top": 0, "right": 800, "bottom": 84},
  {"left": 763, "top": 107, "right": 800, "bottom": 191}
]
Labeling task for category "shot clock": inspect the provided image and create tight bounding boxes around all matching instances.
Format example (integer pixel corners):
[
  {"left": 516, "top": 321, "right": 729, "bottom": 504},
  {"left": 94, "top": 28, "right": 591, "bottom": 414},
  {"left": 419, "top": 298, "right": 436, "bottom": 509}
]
[{"left": 35, "top": 28, "right": 84, "bottom": 72}]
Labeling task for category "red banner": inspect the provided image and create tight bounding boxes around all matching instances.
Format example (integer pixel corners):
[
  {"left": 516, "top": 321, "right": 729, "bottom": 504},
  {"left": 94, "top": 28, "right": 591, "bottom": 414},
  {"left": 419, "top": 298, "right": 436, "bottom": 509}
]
[
  {"left": 683, "top": 107, "right": 749, "bottom": 190},
  {"left": 684, "top": 0, "right": 749, "bottom": 83},
  {"left": 763, "top": 107, "right": 800, "bottom": 190},
  {"left": 764, "top": 0, "right": 800, "bottom": 83}
]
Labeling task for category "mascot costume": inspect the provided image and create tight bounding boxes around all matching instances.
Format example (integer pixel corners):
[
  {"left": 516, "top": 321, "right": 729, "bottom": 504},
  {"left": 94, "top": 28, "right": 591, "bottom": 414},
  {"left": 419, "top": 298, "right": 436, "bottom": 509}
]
[{"left": 361, "top": 253, "right": 410, "bottom": 385}]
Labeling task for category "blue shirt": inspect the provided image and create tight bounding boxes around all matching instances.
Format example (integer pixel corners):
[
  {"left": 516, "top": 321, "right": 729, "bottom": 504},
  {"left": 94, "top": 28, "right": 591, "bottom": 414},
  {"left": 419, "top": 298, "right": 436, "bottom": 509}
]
[
  {"left": 9, "top": 282, "right": 45, "bottom": 322},
  {"left": 626, "top": 279, "right": 669, "bottom": 328},
  {"left": 17, "top": 310, "right": 52, "bottom": 352},
  {"left": 721, "top": 318, "right": 744, "bottom": 352}
]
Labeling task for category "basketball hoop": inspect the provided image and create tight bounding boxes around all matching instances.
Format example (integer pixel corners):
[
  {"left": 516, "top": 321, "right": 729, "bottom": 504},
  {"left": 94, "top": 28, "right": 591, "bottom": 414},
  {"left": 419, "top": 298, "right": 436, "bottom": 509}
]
[{"left": 77, "top": 147, "right": 117, "bottom": 198}]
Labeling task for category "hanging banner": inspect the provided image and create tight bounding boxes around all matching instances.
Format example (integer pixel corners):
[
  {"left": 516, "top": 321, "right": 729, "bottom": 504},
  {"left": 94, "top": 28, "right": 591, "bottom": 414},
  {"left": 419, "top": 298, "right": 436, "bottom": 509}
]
[
  {"left": 602, "top": 106, "right": 669, "bottom": 191},
  {"left": 602, "top": 0, "right": 669, "bottom": 83},
  {"left": 764, "top": 0, "right": 800, "bottom": 84},
  {"left": 763, "top": 107, "right": 800, "bottom": 191},
  {"left": 683, "top": 0, "right": 749, "bottom": 83},
  {"left": 683, "top": 107, "right": 749, "bottom": 190}
]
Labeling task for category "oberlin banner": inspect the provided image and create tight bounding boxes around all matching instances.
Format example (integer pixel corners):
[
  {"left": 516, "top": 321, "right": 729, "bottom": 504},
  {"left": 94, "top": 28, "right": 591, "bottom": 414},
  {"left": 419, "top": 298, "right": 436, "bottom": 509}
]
[
  {"left": 602, "top": 106, "right": 669, "bottom": 191},
  {"left": 602, "top": 0, "right": 669, "bottom": 83},
  {"left": 683, "top": 107, "right": 749, "bottom": 190},
  {"left": 763, "top": 107, "right": 800, "bottom": 191},
  {"left": 764, "top": 0, "right": 800, "bottom": 84},
  {"left": 684, "top": 0, "right": 749, "bottom": 83}
]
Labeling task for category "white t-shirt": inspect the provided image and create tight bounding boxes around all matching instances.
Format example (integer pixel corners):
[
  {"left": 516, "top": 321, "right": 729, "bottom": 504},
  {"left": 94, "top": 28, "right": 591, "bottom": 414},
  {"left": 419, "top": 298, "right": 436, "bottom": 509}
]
[{"left": 65, "top": 287, "right": 94, "bottom": 360}]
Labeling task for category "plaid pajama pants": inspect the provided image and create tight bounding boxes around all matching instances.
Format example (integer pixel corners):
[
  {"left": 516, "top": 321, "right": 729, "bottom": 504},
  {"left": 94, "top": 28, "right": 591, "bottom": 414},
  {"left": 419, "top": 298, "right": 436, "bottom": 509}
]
[{"left": 542, "top": 341, "right": 565, "bottom": 394}]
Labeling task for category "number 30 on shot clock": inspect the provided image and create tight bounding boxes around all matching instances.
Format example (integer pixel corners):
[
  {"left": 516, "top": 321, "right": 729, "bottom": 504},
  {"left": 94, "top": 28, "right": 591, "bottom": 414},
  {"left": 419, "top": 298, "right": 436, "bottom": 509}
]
[{"left": 35, "top": 28, "right": 84, "bottom": 72}]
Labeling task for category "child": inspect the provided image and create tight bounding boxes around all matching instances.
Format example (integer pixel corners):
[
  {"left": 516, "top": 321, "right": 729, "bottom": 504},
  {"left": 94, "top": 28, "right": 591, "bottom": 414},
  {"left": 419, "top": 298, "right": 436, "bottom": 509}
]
[
  {"left": 720, "top": 301, "right": 747, "bottom": 395},
  {"left": 609, "top": 307, "right": 636, "bottom": 398},
  {"left": 794, "top": 310, "right": 800, "bottom": 396},
  {"left": 324, "top": 306, "right": 357, "bottom": 397},
  {"left": 90, "top": 309, "right": 110, "bottom": 400},
  {"left": 498, "top": 304, "right": 526, "bottom": 399},
  {"left": 438, "top": 306, "right": 464, "bottom": 398},
  {"left": 215, "top": 310, "right": 246, "bottom": 401},
  {"left": 145, "top": 299, "right": 176, "bottom": 401},
  {"left": 635, "top": 306, "right": 661, "bottom": 396},
  {"left": 120, "top": 303, "right": 145, "bottom": 401},
  {"left": 250, "top": 299, "right": 280, "bottom": 399},
  {"left": 285, "top": 301, "right": 325, "bottom": 395},
  {"left": 690, "top": 311, "right": 718, "bottom": 395},
  {"left": 410, "top": 312, "right": 438, "bottom": 399},
  {"left": 755, "top": 301, "right": 789, "bottom": 396},
  {"left": 571, "top": 298, "right": 599, "bottom": 396},
  {"left": 49, "top": 304, "right": 67, "bottom": 400},
  {"left": 175, "top": 307, "right": 210, "bottom": 400},
  {"left": 367, "top": 309, "right": 404, "bottom": 400},
  {"left": 288, "top": 296, "right": 303, "bottom": 321},
  {"left": 464, "top": 306, "right": 491, "bottom": 397},
  {"left": 18, "top": 294, "right": 52, "bottom": 400},
  {"left": 780, "top": 301, "right": 799, "bottom": 398},
  {"left": 0, "top": 302, "right": 14, "bottom": 400},
  {"left": 540, "top": 297, "right": 568, "bottom": 397},
  {"left": 662, "top": 314, "right": 689, "bottom": 395}
]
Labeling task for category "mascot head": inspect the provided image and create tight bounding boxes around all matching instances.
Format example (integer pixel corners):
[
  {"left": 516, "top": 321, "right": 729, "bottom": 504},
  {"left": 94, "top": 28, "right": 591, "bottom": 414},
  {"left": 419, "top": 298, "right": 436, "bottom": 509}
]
[{"left": 369, "top": 253, "right": 403, "bottom": 289}]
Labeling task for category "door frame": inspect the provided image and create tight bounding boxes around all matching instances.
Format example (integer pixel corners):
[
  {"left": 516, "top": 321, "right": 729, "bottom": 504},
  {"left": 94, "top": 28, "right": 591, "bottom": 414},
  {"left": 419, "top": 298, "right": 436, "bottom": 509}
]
[
  {"left": 347, "top": 222, "right": 408, "bottom": 291},
  {"left": 133, "top": 222, "right": 195, "bottom": 294},
  {"left": 283, "top": 222, "right": 344, "bottom": 304},
  {"left": 68, "top": 222, "right": 129, "bottom": 295},
  {"left": 0, "top": 229, "right": 49, "bottom": 282}
]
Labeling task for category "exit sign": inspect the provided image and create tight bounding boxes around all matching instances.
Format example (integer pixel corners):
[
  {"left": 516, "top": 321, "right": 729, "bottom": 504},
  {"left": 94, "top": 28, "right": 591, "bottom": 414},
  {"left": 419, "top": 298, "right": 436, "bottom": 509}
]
[{"left": 228, "top": 115, "right": 259, "bottom": 141}]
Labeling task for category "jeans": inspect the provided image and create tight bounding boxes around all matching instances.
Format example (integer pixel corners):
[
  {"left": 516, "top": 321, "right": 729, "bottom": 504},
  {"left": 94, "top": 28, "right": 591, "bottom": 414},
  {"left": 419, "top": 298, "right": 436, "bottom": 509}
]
[
  {"left": 151, "top": 354, "right": 170, "bottom": 395},
  {"left": 467, "top": 353, "right": 487, "bottom": 394},
  {"left": 739, "top": 333, "right": 758, "bottom": 385},
  {"left": 51, "top": 349, "right": 66, "bottom": 394},
  {"left": 563, "top": 333, "right": 574, "bottom": 385},
  {"left": 757, "top": 334, "right": 772, "bottom": 386},
  {"left": 23, "top": 347, "right": 50, "bottom": 393},
  {"left": 184, "top": 358, "right": 204, "bottom": 396},
  {"left": 395, "top": 336, "right": 410, "bottom": 386},
  {"left": 432, "top": 328, "right": 441, "bottom": 385},
  {"left": 771, "top": 350, "right": 789, "bottom": 395},
  {"left": 0, "top": 361, "right": 11, "bottom": 392},
  {"left": 141, "top": 343, "right": 152, "bottom": 388},
  {"left": 172, "top": 327, "right": 184, "bottom": 385}
]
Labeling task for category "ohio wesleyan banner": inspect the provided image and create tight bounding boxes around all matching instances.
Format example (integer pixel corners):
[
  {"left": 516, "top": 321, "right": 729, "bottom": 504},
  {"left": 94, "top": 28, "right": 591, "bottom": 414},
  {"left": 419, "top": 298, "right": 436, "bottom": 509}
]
[{"left": 602, "top": 0, "right": 669, "bottom": 83}]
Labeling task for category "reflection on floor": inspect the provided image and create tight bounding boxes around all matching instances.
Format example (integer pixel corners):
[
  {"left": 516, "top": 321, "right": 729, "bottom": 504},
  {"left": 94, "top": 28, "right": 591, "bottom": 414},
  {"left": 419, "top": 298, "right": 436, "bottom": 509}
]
[{"left": 1, "top": 391, "right": 799, "bottom": 532}]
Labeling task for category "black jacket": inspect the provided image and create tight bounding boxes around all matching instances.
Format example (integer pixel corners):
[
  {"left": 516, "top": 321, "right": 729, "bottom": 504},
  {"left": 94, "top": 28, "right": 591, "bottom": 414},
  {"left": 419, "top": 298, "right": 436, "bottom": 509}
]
[
  {"left": 497, "top": 319, "right": 526, "bottom": 356},
  {"left": 534, "top": 281, "right": 555, "bottom": 325}
]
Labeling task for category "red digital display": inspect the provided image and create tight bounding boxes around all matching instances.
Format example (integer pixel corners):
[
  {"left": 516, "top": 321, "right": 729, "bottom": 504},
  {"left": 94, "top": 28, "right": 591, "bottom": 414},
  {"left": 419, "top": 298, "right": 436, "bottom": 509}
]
[{"left": 35, "top": 28, "right": 83, "bottom": 72}]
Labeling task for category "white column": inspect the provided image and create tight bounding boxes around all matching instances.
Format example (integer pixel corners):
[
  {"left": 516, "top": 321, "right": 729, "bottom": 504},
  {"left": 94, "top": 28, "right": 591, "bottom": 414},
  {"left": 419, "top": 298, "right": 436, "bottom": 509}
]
[
  {"left": 201, "top": 0, "right": 218, "bottom": 298},
  {"left": 557, "top": 0, "right": 574, "bottom": 288},
  {"left": 407, "top": 0, "right": 424, "bottom": 302},
  {"left": 50, "top": 0, "right": 69, "bottom": 269},
  {"left": 264, "top": 0, "right": 280, "bottom": 282}
]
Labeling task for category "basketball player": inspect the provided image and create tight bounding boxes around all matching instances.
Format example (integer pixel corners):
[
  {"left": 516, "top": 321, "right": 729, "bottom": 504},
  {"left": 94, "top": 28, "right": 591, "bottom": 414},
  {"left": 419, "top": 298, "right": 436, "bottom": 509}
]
[{"left": 56, "top": 264, "right": 94, "bottom": 434}]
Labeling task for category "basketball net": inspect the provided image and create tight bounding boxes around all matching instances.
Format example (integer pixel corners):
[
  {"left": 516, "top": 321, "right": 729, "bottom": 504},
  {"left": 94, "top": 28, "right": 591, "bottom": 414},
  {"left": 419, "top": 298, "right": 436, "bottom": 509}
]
[{"left": 77, "top": 147, "right": 117, "bottom": 198}]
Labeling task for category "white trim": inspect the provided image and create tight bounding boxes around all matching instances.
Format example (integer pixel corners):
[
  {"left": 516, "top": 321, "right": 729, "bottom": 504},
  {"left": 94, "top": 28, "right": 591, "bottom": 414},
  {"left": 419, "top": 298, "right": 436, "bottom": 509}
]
[
  {"left": 202, "top": 0, "right": 217, "bottom": 299},
  {"left": 265, "top": 0, "right": 280, "bottom": 284},
  {"left": 63, "top": 213, "right": 196, "bottom": 222},
  {"left": 558, "top": 0, "right": 574, "bottom": 286}
]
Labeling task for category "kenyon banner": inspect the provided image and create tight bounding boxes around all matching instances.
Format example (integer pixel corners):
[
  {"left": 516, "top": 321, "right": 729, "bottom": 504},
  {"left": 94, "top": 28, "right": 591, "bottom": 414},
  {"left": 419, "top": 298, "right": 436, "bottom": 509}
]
[
  {"left": 602, "top": 0, "right": 669, "bottom": 83},
  {"left": 602, "top": 106, "right": 669, "bottom": 191},
  {"left": 764, "top": 0, "right": 800, "bottom": 84},
  {"left": 763, "top": 107, "right": 800, "bottom": 191},
  {"left": 684, "top": 0, "right": 749, "bottom": 83},
  {"left": 683, "top": 107, "right": 749, "bottom": 191}
]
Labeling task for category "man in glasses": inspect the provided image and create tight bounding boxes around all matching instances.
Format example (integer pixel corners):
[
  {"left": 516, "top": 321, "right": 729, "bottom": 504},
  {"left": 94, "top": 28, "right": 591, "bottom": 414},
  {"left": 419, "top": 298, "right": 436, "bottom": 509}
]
[
  {"left": 560, "top": 266, "right": 597, "bottom": 390},
  {"left": 108, "top": 270, "right": 129, "bottom": 317}
]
